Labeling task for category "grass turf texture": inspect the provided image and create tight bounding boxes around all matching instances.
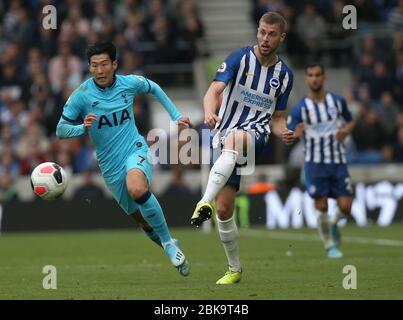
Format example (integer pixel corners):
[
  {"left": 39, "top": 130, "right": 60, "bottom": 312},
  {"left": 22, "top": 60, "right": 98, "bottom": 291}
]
[{"left": 1, "top": 224, "right": 403, "bottom": 299}]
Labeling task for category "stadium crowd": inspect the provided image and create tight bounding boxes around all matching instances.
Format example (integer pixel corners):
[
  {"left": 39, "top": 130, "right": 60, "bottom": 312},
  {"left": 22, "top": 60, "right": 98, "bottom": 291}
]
[
  {"left": 0, "top": 0, "right": 206, "bottom": 198},
  {"left": 253, "top": 0, "right": 403, "bottom": 164},
  {"left": 1, "top": 0, "right": 403, "bottom": 201}
]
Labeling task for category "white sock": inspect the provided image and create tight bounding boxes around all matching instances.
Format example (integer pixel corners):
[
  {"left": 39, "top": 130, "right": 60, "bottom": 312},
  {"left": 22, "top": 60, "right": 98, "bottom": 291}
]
[
  {"left": 200, "top": 149, "right": 238, "bottom": 204},
  {"left": 332, "top": 207, "right": 347, "bottom": 224},
  {"left": 316, "top": 210, "right": 335, "bottom": 249},
  {"left": 217, "top": 216, "right": 241, "bottom": 272}
]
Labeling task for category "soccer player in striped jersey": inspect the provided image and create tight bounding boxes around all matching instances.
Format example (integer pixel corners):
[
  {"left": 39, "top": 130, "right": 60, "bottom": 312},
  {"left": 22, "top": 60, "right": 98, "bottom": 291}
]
[
  {"left": 287, "top": 63, "right": 356, "bottom": 258},
  {"left": 190, "top": 12, "right": 297, "bottom": 284}
]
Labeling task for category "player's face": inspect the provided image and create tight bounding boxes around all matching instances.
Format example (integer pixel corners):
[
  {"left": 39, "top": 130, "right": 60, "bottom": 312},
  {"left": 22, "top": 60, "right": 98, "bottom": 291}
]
[
  {"left": 257, "top": 22, "right": 285, "bottom": 57},
  {"left": 305, "top": 66, "right": 325, "bottom": 92},
  {"left": 89, "top": 54, "right": 117, "bottom": 87}
]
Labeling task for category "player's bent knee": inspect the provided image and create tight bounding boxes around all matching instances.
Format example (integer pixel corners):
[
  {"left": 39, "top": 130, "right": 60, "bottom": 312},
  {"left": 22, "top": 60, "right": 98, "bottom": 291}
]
[
  {"left": 224, "top": 131, "right": 251, "bottom": 154},
  {"left": 315, "top": 203, "right": 328, "bottom": 212},
  {"left": 128, "top": 185, "right": 148, "bottom": 200},
  {"left": 217, "top": 205, "right": 234, "bottom": 220},
  {"left": 314, "top": 197, "right": 328, "bottom": 212},
  {"left": 317, "top": 206, "right": 328, "bottom": 213},
  {"left": 340, "top": 205, "right": 352, "bottom": 215}
]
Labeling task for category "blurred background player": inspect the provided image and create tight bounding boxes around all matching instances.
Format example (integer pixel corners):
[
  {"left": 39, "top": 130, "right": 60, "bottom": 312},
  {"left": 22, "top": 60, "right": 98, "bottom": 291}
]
[
  {"left": 287, "top": 63, "right": 356, "bottom": 258},
  {"left": 190, "top": 12, "right": 297, "bottom": 284},
  {"left": 56, "top": 41, "right": 192, "bottom": 276}
]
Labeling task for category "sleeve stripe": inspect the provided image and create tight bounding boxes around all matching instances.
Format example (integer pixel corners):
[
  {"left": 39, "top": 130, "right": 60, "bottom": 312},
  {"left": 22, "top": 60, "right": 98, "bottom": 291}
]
[
  {"left": 62, "top": 114, "right": 76, "bottom": 123},
  {"left": 281, "top": 72, "right": 290, "bottom": 94},
  {"left": 146, "top": 79, "right": 151, "bottom": 93}
]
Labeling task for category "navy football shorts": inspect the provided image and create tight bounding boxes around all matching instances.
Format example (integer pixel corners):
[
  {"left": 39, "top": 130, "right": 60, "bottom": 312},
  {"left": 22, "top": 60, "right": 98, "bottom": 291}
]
[{"left": 304, "top": 162, "right": 353, "bottom": 199}]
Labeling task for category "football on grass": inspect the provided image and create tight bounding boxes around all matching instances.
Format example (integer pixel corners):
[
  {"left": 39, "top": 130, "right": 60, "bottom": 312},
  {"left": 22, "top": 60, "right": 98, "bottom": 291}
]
[{"left": 30, "top": 162, "right": 68, "bottom": 200}]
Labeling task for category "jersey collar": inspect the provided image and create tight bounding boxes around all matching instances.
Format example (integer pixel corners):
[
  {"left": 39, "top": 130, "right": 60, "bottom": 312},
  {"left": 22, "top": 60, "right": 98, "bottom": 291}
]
[
  {"left": 93, "top": 74, "right": 117, "bottom": 91},
  {"left": 252, "top": 46, "right": 280, "bottom": 69}
]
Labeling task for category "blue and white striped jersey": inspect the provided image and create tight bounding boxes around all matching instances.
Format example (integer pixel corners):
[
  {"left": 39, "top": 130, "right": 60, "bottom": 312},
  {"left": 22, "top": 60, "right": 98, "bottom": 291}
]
[
  {"left": 213, "top": 46, "right": 293, "bottom": 145},
  {"left": 287, "top": 92, "right": 353, "bottom": 164}
]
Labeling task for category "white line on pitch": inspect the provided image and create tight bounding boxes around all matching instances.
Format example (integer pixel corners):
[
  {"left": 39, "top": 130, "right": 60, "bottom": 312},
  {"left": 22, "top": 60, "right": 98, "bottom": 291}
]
[{"left": 240, "top": 229, "right": 403, "bottom": 247}]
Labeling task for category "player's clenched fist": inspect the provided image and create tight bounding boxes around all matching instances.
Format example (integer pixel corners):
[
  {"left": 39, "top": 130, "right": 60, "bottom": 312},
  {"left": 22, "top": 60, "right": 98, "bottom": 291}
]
[
  {"left": 84, "top": 113, "right": 97, "bottom": 129},
  {"left": 177, "top": 117, "right": 193, "bottom": 128},
  {"left": 204, "top": 112, "right": 221, "bottom": 129},
  {"left": 281, "top": 129, "right": 297, "bottom": 145}
]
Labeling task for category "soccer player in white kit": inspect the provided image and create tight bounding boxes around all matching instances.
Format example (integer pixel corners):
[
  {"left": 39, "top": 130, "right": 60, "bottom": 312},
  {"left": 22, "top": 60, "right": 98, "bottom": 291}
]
[{"left": 191, "top": 12, "right": 297, "bottom": 284}]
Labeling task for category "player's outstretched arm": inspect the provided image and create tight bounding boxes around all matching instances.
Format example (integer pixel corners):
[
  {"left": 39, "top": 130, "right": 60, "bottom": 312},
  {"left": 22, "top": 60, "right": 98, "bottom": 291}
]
[
  {"left": 56, "top": 113, "right": 97, "bottom": 139},
  {"left": 203, "top": 81, "right": 224, "bottom": 128},
  {"left": 147, "top": 79, "right": 185, "bottom": 122},
  {"left": 56, "top": 117, "right": 85, "bottom": 139},
  {"left": 56, "top": 90, "right": 90, "bottom": 139}
]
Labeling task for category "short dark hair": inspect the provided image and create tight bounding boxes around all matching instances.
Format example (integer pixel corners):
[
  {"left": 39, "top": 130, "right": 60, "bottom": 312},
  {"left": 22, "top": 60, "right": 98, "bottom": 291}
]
[
  {"left": 259, "top": 12, "right": 287, "bottom": 32},
  {"left": 87, "top": 41, "right": 117, "bottom": 63},
  {"left": 306, "top": 63, "right": 325, "bottom": 74}
]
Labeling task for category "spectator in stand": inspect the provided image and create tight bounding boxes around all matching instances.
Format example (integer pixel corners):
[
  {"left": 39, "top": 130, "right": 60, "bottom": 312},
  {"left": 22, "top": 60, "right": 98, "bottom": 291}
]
[
  {"left": 37, "top": 27, "right": 58, "bottom": 59},
  {"left": 0, "top": 147, "right": 20, "bottom": 178},
  {"left": 0, "top": 96, "right": 29, "bottom": 140},
  {"left": 91, "top": 0, "right": 114, "bottom": 37},
  {"left": 12, "top": 6, "right": 36, "bottom": 51},
  {"left": 295, "top": 3, "right": 326, "bottom": 63},
  {"left": 120, "top": 50, "right": 144, "bottom": 75},
  {"left": 0, "top": 0, "right": 209, "bottom": 184},
  {"left": 149, "top": 15, "right": 176, "bottom": 64},
  {"left": 26, "top": 47, "right": 47, "bottom": 85},
  {"left": 60, "top": 5, "right": 91, "bottom": 57},
  {"left": 0, "top": 60, "right": 25, "bottom": 100},
  {"left": 355, "top": 51, "right": 374, "bottom": 84},
  {"left": 0, "top": 124, "right": 18, "bottom": 154},
  {"left": 19, "top": 141, "right": 48, "bottom": 175},
  {"left": 393, "top": 50, "right": 403, "bottom": 106},
  {"left": 252, "top": 0, "right": 287, "bottom": 26},
  {"left": 16, "top": 122, "right": 50, "bottom": 162},
  {"left": 48, "top": 37, "right": 82, "bottom": 94},
  {"left": 389, "top": 0, "right": 403, "bottom": 31},
  {"left": 0, "top": 173, "right": 18, "bottom": 202},
  {"left": 377, "top": 91, "right": 399, "bottom": 141},
  {"left": 361, "top": 34, "right": 383, "bottom": 61},
  {"left": 114, "top": 0, "right": 140, "bottom": 32},
  {"left": 368, "top": 61, "right": 394, "bottom": 102},
  {"left": 352, "top": 0, "right": 380, "bottom": 22},
  {"left": 325, "top": 0, "right": 353, "bottom": 66},
  {"left": 393, "top": 126, "right": 403, "bottom": 162},
  {"left": 175, "top": 0, "right": 207, "bottom": 62},
  {"left": 350, "top": 104, "right": 390, "bottom": 164},
  {"left": 123, "top": 11, "right": 150, "bottom": 53}
]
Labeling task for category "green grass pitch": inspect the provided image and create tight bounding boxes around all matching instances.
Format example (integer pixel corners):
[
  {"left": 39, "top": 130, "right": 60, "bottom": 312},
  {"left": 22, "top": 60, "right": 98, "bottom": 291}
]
[{"left": 1, "top": 224, "right": 403, "bottom": 300}]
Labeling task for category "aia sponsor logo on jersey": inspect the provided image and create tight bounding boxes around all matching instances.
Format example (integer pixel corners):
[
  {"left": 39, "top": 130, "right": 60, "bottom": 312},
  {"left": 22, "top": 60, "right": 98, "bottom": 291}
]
[{"left": 98, "top": 109, "right": 131, "bottom": 129}]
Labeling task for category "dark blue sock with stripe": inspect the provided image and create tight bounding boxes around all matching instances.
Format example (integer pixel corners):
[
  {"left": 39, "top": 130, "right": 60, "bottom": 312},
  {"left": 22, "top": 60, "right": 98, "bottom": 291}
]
[{"left": 135, "top": 191, "right": 171, "bottom": 244}]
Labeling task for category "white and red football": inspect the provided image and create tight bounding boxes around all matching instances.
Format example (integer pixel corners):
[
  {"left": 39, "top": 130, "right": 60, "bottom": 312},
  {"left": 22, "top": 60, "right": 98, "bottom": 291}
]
[{"left": 30, "top": 162, "right": 68, "bottom": 200}]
